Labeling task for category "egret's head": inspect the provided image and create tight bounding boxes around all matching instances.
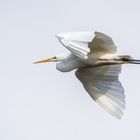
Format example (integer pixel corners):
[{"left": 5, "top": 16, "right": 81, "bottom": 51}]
[{"left": 33, "top": 54, "right": 68, "bottom": 64}]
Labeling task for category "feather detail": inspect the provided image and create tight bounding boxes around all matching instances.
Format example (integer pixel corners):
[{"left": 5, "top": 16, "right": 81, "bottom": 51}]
[
  {"left": 56, "top": 31, "right": 117, "bottom": 60},
  {"left": 75, "top": 64, "right": 125, "bottom": 119}
]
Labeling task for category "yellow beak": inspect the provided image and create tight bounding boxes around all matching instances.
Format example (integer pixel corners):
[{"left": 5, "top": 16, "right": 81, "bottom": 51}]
[{"left": 33, "top": 56, "right": 57, "bottom": 64}]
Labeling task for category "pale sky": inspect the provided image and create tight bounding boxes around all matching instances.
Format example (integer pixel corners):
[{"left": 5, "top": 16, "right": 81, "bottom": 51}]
[{"left": 0, "top": 0, "right": 140, "bottom": 140}]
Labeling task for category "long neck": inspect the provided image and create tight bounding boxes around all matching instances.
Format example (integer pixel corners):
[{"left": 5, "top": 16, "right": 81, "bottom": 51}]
[{"left": 56, "top": 54, "right": 82, "bottom": 72}]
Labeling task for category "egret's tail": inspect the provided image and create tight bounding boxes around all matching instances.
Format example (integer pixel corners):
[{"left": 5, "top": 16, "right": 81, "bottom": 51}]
[{"left": 117, "top": 55, "right": 140, "bottom": 64}]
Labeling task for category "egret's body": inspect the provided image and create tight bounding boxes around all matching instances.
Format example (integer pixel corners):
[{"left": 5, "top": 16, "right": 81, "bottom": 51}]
[{"left": 34, "top": 31, "right": 140, "bottom": 119}]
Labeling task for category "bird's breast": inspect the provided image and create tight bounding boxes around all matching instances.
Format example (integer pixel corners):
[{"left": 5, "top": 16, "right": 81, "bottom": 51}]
[{"left": 56, "top": 55, "right": 82, "bottom": 72}]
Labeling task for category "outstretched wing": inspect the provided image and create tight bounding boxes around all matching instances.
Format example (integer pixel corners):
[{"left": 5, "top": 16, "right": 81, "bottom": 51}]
[
  {"left": 75, "top": 64, "right": 125, "bottom": 119},
  {"left": 56, "top": 31, "right": 117, "bottom": 59}
]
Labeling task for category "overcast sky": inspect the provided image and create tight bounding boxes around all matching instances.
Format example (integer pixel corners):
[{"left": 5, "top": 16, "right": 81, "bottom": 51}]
[{"left": 0, "top": 0, "right": 140, "bottom": 140}]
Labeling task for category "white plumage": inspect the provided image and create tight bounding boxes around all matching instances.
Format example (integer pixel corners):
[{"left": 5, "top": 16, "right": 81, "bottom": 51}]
[
  {"left": 75, "top": 64, "right": 124, "bottom": 119},
  {"left": 34, "top": 31, "right": 140, "bottom": 119}
]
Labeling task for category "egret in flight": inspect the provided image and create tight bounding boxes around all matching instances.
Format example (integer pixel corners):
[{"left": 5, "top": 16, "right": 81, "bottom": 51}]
[{"left": 34, "top": 31, "right": 140, "bottom": 119}]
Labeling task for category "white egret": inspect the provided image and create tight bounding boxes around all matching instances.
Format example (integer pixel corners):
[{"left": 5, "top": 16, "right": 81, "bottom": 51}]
[{"left": 34, "top": 31, "right": 140, "bottom": 119}]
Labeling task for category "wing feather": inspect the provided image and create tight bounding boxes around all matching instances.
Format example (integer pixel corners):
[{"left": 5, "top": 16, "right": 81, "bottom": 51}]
[
  {"left": 89, "top": 32, "right": 117, "bottom": 54},
  {"left": 57, "top": 31, "right": 117, "bottom": 59},
  {"left": 75, "top": 64, "right": 125, "bottom": 119}
]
